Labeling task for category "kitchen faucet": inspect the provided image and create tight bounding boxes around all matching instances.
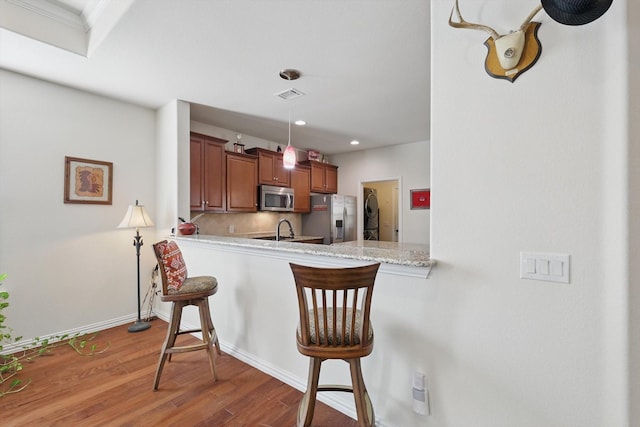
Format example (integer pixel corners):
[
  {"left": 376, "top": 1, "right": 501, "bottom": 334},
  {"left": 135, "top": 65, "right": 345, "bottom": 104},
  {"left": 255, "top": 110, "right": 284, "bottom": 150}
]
[
  {"left": 276, "top": 218, "right": 295, "bottom": 241},
  {"left": 190, "top": 213, "right": 206, "bottom": 235}
]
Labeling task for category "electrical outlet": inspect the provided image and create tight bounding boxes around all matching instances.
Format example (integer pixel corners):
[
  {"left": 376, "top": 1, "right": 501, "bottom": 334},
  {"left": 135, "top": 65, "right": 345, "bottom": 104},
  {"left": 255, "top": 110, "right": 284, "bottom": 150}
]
[
  {"left": 228, "top": 225, "right": 235, "bottom": 234},
  {"left": 412, "top": 371, "right": 430, "bottom": 415}
]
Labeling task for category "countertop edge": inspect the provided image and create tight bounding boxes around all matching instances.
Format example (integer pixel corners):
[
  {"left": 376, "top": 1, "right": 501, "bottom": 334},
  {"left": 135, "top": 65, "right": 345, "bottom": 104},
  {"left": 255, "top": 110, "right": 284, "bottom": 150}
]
[{"left": 172, "top": 235, "right": 433, "bottom": 278}]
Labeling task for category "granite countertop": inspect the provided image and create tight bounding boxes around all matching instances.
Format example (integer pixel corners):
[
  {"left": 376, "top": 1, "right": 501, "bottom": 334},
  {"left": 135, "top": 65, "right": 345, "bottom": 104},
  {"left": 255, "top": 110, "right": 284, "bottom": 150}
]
[{"left": 173, "top": 234, "right": 432, "bottom": 269}]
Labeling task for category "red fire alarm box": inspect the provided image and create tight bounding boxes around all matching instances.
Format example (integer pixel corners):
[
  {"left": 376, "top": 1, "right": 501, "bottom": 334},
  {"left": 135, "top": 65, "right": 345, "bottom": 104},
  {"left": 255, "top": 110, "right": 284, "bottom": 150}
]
[{"left": 410, "top": 189, "right": 430, "bottom": 209}]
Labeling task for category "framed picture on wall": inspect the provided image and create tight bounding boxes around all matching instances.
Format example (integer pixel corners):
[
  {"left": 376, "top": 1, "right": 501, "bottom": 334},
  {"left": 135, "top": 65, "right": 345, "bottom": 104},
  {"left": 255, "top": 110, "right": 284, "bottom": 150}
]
[
  {"left": 64, "top": 156, "right": 113, "bottom": 204},
  {"left": 410, "top": 188, "right": 430, "bottom": 210}
]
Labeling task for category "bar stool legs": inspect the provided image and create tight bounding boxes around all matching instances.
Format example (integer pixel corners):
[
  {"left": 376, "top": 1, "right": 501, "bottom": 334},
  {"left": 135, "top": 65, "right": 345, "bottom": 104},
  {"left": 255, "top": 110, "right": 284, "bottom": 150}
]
[
  {"left": 297, "top": 357, "right": 322, "bottom": 427},
  {"left": 202, "top": 297, "right": 222, "bottom": 356},
  {"left": 349, "top": 358, "right": 375, "bottom": 427},
  {"left": 297, "top": 357, "right": 375, "bottom": 427},
  {"left": 152, "top": 297, "right": 220, "bottom": 391}
]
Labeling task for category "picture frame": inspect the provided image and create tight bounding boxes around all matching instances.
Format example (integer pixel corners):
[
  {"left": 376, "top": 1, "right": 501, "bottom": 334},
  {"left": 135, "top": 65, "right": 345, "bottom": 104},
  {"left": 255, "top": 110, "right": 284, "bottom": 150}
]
[
  {"left": 410, "top": 188, "right": 430, "bottom": 210},
  {"left": 64, "top": 156, "right": 113, "bottom": 205}
]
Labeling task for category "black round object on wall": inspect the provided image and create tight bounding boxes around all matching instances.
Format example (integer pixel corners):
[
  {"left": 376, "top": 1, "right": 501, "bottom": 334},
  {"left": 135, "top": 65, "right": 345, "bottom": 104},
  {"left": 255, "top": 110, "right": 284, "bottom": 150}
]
[{"left": 541, "top": 0, "right": 613, "bottom": 25}]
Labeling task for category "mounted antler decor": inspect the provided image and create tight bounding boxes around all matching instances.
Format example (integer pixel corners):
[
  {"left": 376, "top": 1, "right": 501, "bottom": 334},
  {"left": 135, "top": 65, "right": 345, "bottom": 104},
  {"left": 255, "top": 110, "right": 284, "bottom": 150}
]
[
  {"left": 450, "top": 0, "right": 614, "bottom": 82},
  {"left": 449, "top": 0, "right": 543, "bottom": 83}
]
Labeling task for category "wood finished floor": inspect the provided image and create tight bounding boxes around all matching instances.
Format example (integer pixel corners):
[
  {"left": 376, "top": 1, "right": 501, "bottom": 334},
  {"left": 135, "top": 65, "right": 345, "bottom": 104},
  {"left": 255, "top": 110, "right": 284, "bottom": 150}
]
[{"left": 1, "top": 321, "right": 359, "bottom": 427}]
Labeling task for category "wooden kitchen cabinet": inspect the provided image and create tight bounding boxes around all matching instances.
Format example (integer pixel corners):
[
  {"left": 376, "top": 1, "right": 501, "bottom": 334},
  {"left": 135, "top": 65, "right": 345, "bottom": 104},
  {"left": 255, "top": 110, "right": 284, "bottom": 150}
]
[
  {"left": 302, "top": 161, "right": 338, "bottom": 194},
  {"left": 290, "top": 165, "right": 311, "bottom": 213},
  {"left": 226, "top": 151, "right": 258, "bottom": 212},
  {"left": 190, "top": 132, "right": 227, "bottom": 211},
  {"left": 245, "top": 147, "right": 290, "bottom": 187}
]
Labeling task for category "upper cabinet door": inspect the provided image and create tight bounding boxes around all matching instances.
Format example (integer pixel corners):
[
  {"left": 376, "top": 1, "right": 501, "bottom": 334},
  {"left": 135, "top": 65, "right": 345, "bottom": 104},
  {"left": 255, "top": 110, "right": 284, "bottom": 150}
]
[
  {"left": 190, "top": 136, "right": 204, "bottom": 210},
  {"left": 226, "top": 152, "right": 258, "bottom": 212},
  {"left": 324, "top": 164, "right": 338, "bottom": 194},
  {"left": 203, "top": 139, "right": 226, "bottom": 211},
  {"left": 308, "top": 162, "right": 325, "bottom": 192},
  {"left": 291, "top": 165, "right": 311, "bottom": 213},
  {"left": 273, "top": 153, "right": 291, "bottom": 186},
  {"left": 257, "top": 151, "right": 276, "bottom": 184},
  {"left": 304, "top": 161, "right": 338, "bottom": 194},
  {"left": 246, "top": 148, "right": 290, "bottom": 187},
  {"left": 190, "top": 132, "right": 227, "bottom": 212}
]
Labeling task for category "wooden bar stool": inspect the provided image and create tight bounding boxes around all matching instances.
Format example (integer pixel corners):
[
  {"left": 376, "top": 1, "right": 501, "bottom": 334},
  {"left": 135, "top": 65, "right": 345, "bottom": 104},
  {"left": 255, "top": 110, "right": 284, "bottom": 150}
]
[
  {"left": 289, "top": 262, "right": 380, "bottom": 427},
  {"left": 152, "top": 240, "right": 221, "bottom": 391}
]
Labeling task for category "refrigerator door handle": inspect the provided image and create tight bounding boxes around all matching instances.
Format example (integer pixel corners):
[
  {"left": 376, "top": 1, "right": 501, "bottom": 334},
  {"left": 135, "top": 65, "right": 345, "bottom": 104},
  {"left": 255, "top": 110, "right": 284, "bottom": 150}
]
[{"left": 344, "top": 207, "right": 348, "bottom": 236}]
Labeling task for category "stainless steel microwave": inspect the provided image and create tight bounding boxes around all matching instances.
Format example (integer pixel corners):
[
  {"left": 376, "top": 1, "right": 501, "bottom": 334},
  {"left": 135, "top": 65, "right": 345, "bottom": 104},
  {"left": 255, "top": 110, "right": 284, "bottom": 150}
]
[{"left": 259, "top": 185, "right": 295, "bottom": 212}]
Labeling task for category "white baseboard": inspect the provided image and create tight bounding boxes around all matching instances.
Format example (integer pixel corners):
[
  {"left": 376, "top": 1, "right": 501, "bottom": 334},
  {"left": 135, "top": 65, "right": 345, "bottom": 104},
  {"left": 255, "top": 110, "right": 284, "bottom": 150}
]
[{"left": 0, "top": 313, "right": 137, "bottom": 355}]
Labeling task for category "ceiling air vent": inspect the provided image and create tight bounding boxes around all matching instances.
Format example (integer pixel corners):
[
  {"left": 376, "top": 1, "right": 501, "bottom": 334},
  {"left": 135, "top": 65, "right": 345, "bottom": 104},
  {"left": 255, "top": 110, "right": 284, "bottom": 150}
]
[{"left": 274, "top": 88, "right": 305, "bottom": 100}]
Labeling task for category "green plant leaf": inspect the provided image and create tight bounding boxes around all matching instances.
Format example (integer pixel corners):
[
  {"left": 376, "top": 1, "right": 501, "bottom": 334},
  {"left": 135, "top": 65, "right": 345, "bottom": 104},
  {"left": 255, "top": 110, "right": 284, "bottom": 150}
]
[{"left": 0, "top": 282, "right": 110, "bottom": 398}]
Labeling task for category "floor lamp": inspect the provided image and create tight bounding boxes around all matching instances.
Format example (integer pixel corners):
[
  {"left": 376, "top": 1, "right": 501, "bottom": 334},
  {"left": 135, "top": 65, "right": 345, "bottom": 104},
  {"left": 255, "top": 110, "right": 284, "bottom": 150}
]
[{"left": 118, "top": 200, "right": 154, "bottom": 333}]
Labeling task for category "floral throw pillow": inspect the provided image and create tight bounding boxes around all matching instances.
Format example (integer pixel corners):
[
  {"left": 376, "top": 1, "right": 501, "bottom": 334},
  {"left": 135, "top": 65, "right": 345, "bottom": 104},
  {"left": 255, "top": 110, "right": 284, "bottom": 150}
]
[{"left": 157, "top": 240, "right": 187, "bottom": 292}]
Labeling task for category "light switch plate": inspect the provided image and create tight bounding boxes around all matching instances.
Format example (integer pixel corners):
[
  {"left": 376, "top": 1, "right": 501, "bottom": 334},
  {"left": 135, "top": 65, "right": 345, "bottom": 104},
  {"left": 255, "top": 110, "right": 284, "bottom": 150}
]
[{"left": 520, "top": 252, "right": 570, "bottom": 284}]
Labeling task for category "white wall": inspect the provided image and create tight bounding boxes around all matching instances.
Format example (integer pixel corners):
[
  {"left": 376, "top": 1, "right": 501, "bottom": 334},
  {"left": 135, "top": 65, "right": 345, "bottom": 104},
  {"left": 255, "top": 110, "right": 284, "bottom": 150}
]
[
  {"left": 155, "top": 99, "right": 192, "bottom": 238},
  {"left": 333, "top": 140, "right": 430, "bottom": 245},
  {"left": 0, "top": 70, "right": 157, "bottom": 340},
  {"left": 628, "top": 1, "right": 640, "bottom": 424},
  {"left": 430, "top": 1, "right": 629, "bottom": 426}
]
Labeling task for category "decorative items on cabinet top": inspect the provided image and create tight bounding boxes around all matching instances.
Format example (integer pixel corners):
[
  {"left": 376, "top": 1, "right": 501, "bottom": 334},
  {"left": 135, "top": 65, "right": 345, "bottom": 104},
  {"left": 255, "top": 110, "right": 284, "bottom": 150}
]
[{"left": 234, "top": 133, "right": 245, "bottom": 153}]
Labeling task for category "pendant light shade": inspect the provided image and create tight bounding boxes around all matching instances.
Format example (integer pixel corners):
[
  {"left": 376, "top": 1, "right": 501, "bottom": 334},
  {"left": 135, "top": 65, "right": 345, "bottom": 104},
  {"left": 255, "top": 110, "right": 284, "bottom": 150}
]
[
  {"left": 283, "top": 110, "right": 296, "bottom": 169},
  {"left": 283, "top": 145, "right": 296, "bottom": 169}
]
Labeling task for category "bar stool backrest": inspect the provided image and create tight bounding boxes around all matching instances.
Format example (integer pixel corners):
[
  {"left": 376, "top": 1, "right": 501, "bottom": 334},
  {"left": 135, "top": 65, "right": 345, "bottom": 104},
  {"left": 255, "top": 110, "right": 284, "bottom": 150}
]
[{"left": 290, "top": 262, "right": 380, "bottom": 360}]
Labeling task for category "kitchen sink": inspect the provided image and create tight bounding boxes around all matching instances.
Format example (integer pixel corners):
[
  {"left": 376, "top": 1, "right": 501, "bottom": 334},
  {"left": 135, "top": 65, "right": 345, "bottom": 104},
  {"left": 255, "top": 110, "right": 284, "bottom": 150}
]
[
  {"left": 253, "top": 235, "right": 293, "bottom": 241},
  {"left": 251, "top": 235, "right": 323, "bottom": 244}
]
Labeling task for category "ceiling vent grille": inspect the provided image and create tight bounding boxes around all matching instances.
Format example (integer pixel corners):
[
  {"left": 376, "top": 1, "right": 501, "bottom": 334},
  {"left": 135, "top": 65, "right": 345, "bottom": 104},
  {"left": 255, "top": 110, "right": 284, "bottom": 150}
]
[{"left": 274, "top": 88, "right": 305, "bottom": 100}]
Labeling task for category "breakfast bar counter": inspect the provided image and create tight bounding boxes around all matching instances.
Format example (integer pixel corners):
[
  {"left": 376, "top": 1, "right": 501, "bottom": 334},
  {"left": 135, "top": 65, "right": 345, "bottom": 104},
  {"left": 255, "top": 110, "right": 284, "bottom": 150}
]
[
  {"left": 167, "top": 233, "right": 434, "bottom": 423},
  {"left": 172, "top": 234, "right": 433, "bottom": 278}
]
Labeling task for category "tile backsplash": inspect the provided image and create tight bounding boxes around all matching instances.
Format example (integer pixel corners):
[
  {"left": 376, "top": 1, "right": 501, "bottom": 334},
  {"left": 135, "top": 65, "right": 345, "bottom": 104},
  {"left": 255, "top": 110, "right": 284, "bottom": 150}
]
[{"left": 188, "top": 212, "right": 301, "bottom": 237}]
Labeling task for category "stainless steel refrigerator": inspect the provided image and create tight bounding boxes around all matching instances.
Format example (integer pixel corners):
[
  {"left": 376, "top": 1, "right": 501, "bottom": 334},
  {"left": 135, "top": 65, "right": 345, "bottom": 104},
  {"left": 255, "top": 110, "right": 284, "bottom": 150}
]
[{"left": 302, "top": 194, "right": 357, "bottom": 244}]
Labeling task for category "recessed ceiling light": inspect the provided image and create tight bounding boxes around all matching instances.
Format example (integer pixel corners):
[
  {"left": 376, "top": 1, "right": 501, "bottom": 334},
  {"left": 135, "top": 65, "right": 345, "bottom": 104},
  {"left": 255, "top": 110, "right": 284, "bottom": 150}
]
[
  {"left": 295, "top": 120, "right": 306, "bottom": 126},
  {"left": 350, "top": 140, "right": 360, "bottom": 145}
]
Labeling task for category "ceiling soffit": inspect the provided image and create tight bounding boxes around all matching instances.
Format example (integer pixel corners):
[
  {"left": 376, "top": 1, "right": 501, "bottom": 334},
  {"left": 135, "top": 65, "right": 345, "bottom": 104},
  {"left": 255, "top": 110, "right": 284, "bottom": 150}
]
[{"left": 0, "top": 0, "right": 133, "bottom": 56}]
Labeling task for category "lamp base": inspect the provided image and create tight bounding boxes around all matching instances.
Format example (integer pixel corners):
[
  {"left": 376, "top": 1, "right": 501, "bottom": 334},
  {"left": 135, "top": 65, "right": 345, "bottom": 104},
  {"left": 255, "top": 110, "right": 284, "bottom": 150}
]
[{"left": 128, "top": 319, "right": 151, "bottom": 333}]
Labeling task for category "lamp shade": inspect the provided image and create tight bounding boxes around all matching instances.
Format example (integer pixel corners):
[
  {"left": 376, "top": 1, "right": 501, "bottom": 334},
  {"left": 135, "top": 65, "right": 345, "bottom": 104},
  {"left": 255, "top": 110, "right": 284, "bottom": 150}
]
[
  {"left": 283, "top": 144, "right": 296, "bottom": 169},
  {"left": 118, "top": 201, "right": 154, "bottom": 229}
]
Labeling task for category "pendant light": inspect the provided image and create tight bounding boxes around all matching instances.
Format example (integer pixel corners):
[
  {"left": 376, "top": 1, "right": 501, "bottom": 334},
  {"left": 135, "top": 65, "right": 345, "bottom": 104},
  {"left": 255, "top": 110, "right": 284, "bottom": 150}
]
[
  {"left": 283, "top": 109, "right": 296, "bottom": 169},
  {"left": 279, "top": 68, "right": 301, "bottom": 170}
]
